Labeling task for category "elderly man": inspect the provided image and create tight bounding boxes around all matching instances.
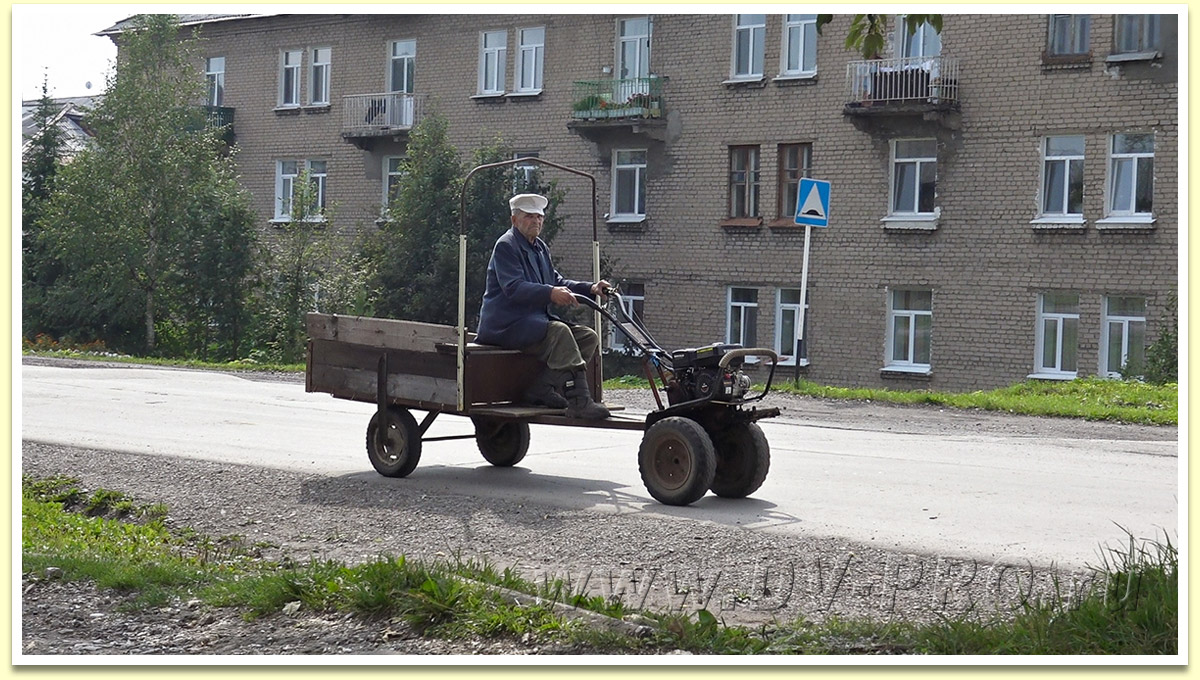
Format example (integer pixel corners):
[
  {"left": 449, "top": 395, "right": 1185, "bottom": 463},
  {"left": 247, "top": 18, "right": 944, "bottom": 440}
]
[{"left": 476, "top": 193, "right": 611, "bottom": 419}]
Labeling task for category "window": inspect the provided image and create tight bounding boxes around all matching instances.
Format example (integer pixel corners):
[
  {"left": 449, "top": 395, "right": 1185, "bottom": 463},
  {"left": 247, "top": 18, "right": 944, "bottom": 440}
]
[
  {"left": 727, "top": 287, "right": 759, "bottom": 347},
  {"left": 609, "top": 282, "right": 646, "bottom": 352},
  {"left": 776, "top": 288, "right": 809, "bottom": 366},
  {"left": 383, "top": 156, "right": 405, "bottom": 207},
  {"left": 280, "top": 50, "right": 302, "bottom": 107},
  {"left": 389, "top": 40, "right": 415, "bottom": 93},
  {"left": 618, "top": 17, "right": 651, "bottom": 81},
  {"left": 781, "top": 14, "right": 817, "bottom": 76},
  {"left": 515, "top": 27, "right": 544, "bottom": 93},
  {"left": 729, "top": 146, "right": 761, "bottom": 218},
  {"left": 891, "top": 139, "right": 937, "bottom": 215},
  {"left": 887, "top": 290, "right": 932, "bottom": 371},
  {"left": 732, "top": 14, "right": 766, "bottom": 79},
  {"left": 513, "top": 152, "right": 540, "bottom": 193},
  {"left": 777, "top": 143, "right": 812, "bottom": 220},
  {"left": 1108, "top": 133, "right": 1154, "bottom": 216},
  {"left": 310, "top": 47, "right": 331, "bottom": 105},
  {"left": 478, "top": 30, "right": 507, "bottom": 95},
  {"left": 275, "top": 160, "right": 326, "bottom": 221},
  {"left": 205, "top": 57, "right": 225, "bottom": 107},
  {"left": 1114, "top": 15, "right": 1161, "bottom": 54},
  {"left": 1047, "top": 15, "right": 1090, "bottom": 55},
  {"left": 898, "top": 16, "right": 941, "bottom": 58},
  {"left": 1102, "top": 296, "right": 1147, "bottom": 377},
  {"left": 1041, "top": 136, "right": 1084, "bottom": 217},
  {"left": 611, "top": 149, "right": 647, "bottom": 220},
  {"left": 1035, "top": 293, "right": 1079, "bottom": 377}
]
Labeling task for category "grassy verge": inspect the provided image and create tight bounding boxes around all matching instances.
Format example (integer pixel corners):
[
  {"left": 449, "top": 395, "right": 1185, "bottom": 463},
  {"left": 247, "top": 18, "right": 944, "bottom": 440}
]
[{"left": 22, "top": 475, "right": 1178, "bottom": 655}]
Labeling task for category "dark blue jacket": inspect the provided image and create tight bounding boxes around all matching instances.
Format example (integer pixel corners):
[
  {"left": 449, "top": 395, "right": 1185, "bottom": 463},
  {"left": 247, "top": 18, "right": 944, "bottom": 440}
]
[{"left": 476, "top": 227, "right": 592, "bottom": 348}]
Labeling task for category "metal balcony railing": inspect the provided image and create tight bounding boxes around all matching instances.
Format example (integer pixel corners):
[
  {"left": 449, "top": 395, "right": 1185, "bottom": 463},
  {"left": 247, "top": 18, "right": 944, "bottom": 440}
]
[
  {"left": 342, "top": 92, "right": 425, "bottom": 136},
  {"left": 844, "top": 56, "right": 960, "bottom": 107},
  {"left": 571, "top": 77, "right": 664, "bottom": 120},
  {"left": 204, "top": 105, "right": 235, "bottom": 129}
]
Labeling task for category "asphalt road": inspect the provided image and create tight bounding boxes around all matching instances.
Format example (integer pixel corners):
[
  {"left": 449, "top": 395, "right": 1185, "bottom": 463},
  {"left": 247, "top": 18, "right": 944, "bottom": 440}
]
[{"left": 19, "top": 361, "right": 1179, "bottom": 572}]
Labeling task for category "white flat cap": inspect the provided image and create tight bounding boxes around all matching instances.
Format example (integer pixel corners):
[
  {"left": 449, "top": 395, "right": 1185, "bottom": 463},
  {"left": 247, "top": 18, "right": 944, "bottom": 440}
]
[{"left": 509, "top": 193, "right": 548, "bottom": 215}]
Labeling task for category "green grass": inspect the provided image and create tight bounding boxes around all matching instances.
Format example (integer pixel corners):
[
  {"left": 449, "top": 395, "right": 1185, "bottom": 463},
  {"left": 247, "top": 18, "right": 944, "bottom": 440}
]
[{"left": 22, "top": 475, "right": 1179, "bottom": 655}]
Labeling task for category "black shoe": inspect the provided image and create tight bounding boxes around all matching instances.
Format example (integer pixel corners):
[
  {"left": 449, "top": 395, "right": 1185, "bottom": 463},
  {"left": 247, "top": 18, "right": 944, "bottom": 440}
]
[
  {"left": 563, "top": 370, "right": 610, "bottom": 420},
  {"left": 522, "top": 368, "right": 568, "bottom": 409}
]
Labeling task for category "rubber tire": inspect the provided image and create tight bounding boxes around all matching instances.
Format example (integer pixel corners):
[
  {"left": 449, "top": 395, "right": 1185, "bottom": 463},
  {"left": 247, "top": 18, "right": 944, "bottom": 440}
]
[
  {"left": 710, "top": 422, "right": 770, "bottom": 499},
  {"left": 365, "top": 406, "right": 422, "bottom": 478},
  {"left": 638, "top": 417, "right": 717, "bottom": 506},
  {"left": 472, "top": 417, "right": 530, "bottom": 467}
]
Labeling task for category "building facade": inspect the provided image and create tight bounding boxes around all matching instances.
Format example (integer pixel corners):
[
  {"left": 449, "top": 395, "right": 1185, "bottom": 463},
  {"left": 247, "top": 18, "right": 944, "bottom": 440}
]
[{"left": 102, "top": 13, "right": 1180, "bottom": 391}]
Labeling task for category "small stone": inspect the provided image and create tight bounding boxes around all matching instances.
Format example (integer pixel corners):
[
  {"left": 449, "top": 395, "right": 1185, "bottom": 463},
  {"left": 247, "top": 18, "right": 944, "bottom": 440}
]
[{"left": 43, "top": 567, "right": 64, "bottom": 580}]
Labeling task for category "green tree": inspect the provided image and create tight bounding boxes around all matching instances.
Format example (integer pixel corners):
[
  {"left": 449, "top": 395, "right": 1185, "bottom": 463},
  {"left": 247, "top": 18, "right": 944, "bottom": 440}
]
[
  {"left": 33, "top": 14, "right": 257, "bottom": 356},
  {"left": 1142, "top": 293, "right": 1178, "bottom": 385},
  {"left": 21, "top": 77, "right": 69, "bottom": 337},
  {"left": 816, "top": 14, "right": 942, "bottom": 59}
]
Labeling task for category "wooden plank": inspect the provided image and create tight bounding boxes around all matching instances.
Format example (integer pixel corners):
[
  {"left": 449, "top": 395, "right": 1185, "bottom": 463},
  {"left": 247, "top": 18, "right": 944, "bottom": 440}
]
[
  {"left": 309, "top": 339, "right": 456, "bottom": 380},
  {"left": 309, "top": 364, "right": 459, "bottom": 409},
  {"left": 306, "top": 313, "right": 457, "bottom": 352}
]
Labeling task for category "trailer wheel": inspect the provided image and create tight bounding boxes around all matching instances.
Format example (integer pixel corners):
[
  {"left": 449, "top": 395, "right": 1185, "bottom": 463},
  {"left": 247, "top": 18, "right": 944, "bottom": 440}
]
[
  {"left": 472, "top": 417, "right": 530, "bottom": 467},
  {"left": 710, "top": 423, "right": 770, "bottom": 499},
  {"left": 638, "top": 417, "right": 716, "bottom": 506},
  {"left": 365, "top": 406, "right": 422, "bottom": 478}
]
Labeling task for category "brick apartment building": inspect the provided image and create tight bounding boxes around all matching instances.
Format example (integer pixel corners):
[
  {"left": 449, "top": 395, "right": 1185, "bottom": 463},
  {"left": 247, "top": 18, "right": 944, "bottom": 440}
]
[{"left": 100, "top": 13, "right": 1180, "bottom": 391}]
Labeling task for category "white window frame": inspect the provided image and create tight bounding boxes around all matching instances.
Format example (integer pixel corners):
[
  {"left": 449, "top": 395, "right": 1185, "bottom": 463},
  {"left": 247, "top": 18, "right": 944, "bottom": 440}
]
[
  {"left": 279, "top": 49, "right": 302, "bottom": 107},
  {"left": 205, "top": 56, "right": 225, "bottom": 107},
  {"left": 389, "top": 39, "right": 415, "bottom": 93},
  {"left": 885, "top": 289, "right": 932, "bottom": 373},
  {"left": 617, "top": 17, "right": 652, "bottom": 82},
  {"left": 898, "top": 16, "right": 941, "bottom": 58},
  {"left": 1047, "top": 15, "right": 1090, "bottom": 56},
  {"left": 1032, "top": 292, "right": 1080, "bottom": 379},
  {"left": 727, "top": 287, "right": 759, "bottom": 350},
  {"left": 478, "top": 30, "right": 507, "bottom": 96},
  {"left": 780, "top": 14, "right": 817, "bottom": 77},
  {"left": 1106, "top": 133, "right": 1155, "bottom": 218},
  {"left": 275, "top": 159, "right": 326, "bottom": 222},
  {"left": 382, "top": 156, "right": 406, "bottom": 208},
  {"left": 775, "top": 288, "right": 809, "bottom": 367},
  {"left": 731, "top": 14, "right": 766, "bottom": 80},
  {"left": 608, "top": 282, "right": 646, "bottom": 352},
  {"left": 310, "top": 47, "right": 331, "bottom": 106},
  {"left": 515, "top": 27, "right": 544, "bottom": 94},
  {"left": 1039, "top": 135, "right": 1085, "bottom": 220},
  {"left": 513, "top": 152, "right": 540, "bottom": 194},
  {"left": 611, "top": 149, "right": 647, "bottom": 221},
  {"left": 890, "top": 139, "right": 937, "bottom": 217},
  {"left": 1101, "top": 296, "right": 1147, "bottom": 377}
]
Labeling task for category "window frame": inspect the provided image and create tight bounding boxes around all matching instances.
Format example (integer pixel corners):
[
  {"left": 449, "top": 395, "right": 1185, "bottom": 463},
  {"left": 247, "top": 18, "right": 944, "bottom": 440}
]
[
  {"left": 275, "top": 159, "right": 326, "bottom": 222},
  {"left": 389, "top": 39, "right": 416, "bottom": 94},
  {"left": 780, "top": 14, "right": 818, "bottom": 77},
  {"left": 728, "top": 146, "right": 761, "bottom": 219},
  {"left": 775, "top": 288, "right": 809, "bottom": 367},
  {"left": 205, "top": 56, "right": 225, "bottom": 107},
  {"left": 478, "top": 30, "right": 508, "bottom": 96},
  {"left": 889, "top": 138, "right": 937, "bottom": 217},
  {"left": 898, "top": 16, "right": 941, "bottom": 58},
  {"left": 617, "top": 17, "right": 652, "bottom": 82},
  {"left": 382, "top": 156, "right": 406, "bottom": 209},
  {"left": 279, "top": 49, "right": 303, "bottom": 107},
  {"left": 1033, "top": 292, "right": 1080, "bottom": 379},
  {"left": 515, "top": 26, "right": 545, "bottom": 94},
  {"left": 1101, "top": 296, "right": 1147, "bottom": 377},
  {"left": 731, "top": 14, "right": 766, "bottom": 80},
  {"left": 610, "top": 148, "right": 648, "bottom": 221},
  {"left": 1046, "top": 15, "right": 1091, "bottom": 56},
  {"left": 777, "top": 143, "right": 813, "bottom": 221},
  {"left": 1040, "top": 135, "right": 1085, "bottom": 218},
  {"left": 1106, "top": 133, "right": 1155, "bottom": 217},
  {"left": 512, "top": 151, "right": 540, "bottom": 194},
  {"left": 309, "top": 47, "right": 332, "bottom": 106},
  {"left": 726, "top": 286, "right": 759, "bottom": 350},
  {"left": 608, "top": 282, "right": 646, "bottom": 352},
  {"left": 885, "top": 289, "right": 933, "bottom": 372},
  {"left": 1114, "top": 14, "right": 1162, "bottom": 55}
]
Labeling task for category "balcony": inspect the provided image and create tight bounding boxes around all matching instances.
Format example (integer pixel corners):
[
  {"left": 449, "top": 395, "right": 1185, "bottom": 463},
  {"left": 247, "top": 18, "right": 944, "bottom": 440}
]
[
  {"left": 567, "top": 77, "right": 666, "bottom": 141},
  {"left": 843, "top": 56, "right": 960, "bottom": 125},
  {"left": 341, "top": 92, "right": 426, "bottom": 149}
]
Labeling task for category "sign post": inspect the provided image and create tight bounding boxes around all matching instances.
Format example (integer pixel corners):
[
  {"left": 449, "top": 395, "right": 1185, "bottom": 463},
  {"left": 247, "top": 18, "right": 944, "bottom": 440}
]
[{"left": 792, "top": 178, "right": 831, "bottom": 383}]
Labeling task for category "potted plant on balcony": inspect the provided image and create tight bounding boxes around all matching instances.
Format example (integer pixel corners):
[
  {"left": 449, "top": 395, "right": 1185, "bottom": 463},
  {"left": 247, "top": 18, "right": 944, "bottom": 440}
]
[{"left": 572, "top": 94, "right": 605, "bottom": 119}]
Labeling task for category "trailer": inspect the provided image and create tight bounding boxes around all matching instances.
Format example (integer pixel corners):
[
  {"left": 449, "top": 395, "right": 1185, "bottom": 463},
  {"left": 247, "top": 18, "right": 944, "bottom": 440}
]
[{"left": 306, "top": 158, "right": 781, "bottom": 506}]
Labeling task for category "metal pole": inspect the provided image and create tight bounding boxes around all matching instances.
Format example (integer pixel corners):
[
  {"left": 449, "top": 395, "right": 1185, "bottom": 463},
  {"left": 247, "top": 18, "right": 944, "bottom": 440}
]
[
  {"left": 795, "top": 223, "right": 812, "bottom": 385},
  {"left": 457, "top": 234, "right": 467, "bottom": 412}
]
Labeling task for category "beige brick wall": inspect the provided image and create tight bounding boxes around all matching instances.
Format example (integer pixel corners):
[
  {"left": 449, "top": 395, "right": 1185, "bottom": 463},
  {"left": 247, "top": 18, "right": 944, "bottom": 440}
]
[{"left": 179, "top": 13, "right": 1178, "bottom": 390}]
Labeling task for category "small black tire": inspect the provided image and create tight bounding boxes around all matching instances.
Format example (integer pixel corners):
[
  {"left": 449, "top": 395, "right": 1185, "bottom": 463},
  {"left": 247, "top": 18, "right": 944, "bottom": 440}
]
[
  {"left": 472, "top": 417, "right": 530, "bottom": 467},
  {"left": 710, "top": 422, "right": 770, "bottom": 499},
  {"left": 638, "top": 417, "right": 716, "bottom": 506},
  {"left": 365, "top": 406, "right": 422, "bottom": 478}
]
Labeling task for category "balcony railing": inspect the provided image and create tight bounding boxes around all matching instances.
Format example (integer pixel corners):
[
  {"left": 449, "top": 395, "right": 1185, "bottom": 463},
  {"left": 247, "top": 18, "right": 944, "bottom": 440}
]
[
  {"left": 204, "top": 105, "right": 235, "bottom": 129},
  {"left": 342, "top": 92, "right": 425, "bottom": 137},
  {"left": 571, "top": 77, "right": 664, "bottom": 121},
  {"left": 844, "top": 56, "right": 960, "bottom": 108}
]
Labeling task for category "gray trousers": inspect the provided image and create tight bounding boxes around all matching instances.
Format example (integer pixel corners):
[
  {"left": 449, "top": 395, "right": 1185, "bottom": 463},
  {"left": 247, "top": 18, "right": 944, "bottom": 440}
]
[{"left": 523, "top": 321, "right": 599, "bottom": 372}]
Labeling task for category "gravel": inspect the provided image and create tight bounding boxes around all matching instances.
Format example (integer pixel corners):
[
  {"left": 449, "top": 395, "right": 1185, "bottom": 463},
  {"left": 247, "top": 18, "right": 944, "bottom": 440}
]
[{"left": 18, "top": 360, "right": 1175, "bottom": 657}]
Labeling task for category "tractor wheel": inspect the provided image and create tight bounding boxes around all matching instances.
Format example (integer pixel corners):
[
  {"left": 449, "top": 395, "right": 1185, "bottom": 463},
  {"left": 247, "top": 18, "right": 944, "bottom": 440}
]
[
  {"left": 365, "top": 406, "right": 422, "bottom": 478},
  {"left": 710, "top": 422, "right": 770, "bottom": 499},
  {"left": 638, "top": 417, "right": 716, "bottom": 506},
  {"left": 472, "top": 417, "right": 530, "bottom": 467}
]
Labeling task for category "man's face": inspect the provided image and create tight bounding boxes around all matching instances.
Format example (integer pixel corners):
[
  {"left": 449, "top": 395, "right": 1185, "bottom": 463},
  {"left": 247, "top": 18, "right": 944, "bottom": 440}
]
[{"left": 512, "top": 210, "right": 544, "bottom": 243}]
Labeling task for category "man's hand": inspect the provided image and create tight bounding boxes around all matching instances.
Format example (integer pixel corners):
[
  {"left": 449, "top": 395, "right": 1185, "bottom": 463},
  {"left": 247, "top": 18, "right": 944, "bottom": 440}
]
[
  {"left": 550, "top": 286, "right": 578, "bottom": 306},
  {"left": 590, "top": 280, "right": 613, "bottom": 298}
]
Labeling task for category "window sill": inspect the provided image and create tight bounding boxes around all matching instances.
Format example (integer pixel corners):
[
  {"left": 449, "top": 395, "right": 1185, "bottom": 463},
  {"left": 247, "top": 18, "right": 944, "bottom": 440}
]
[
  {"left": 1096, "top": 215, "right": 1157, "bottom": 230},
  {"left": 772, "top": 72, "right": 817, "bottom": 84},
  {"left": 1030, "top": 216, "right": 1086, "bottom": 231},
  {"left": 720, "top": 217, "right": 763, "bottom": 229},
  {"left": 270, "top": 217, "right": 327, "bottom": 225},
  {"left": 273, "top": 106, "right": 302, "bottom": 115},
  {"left": 606, "top": 215, "right": 645, "bottom": 225},
  {"left": 881, "top": 366, "right": 932, "bottom": 379},
  {"left": 723, "top": 76, "right": 767, "bottom": 88},
  {"left": 471, "top": 92, "right": 507, "bottom": 100},
  {"left": 1106, "top": 50, "right": 1161, "bottom": 64},
  {"left": 1041, "top": 52, "right": 1093, "bottom": 70},
  {"left": 779, "top": 359, "right": 810, "bottom": 368},
  {"left": 881, "top": 214, "right": 939, "bottom": 231},
  {"left": 506, "top": 90, "right": 542, "bottom": 98},
  {"left": 302, "top": 104, "right": 331, "bottom": 114},
  {"left": 1027, "top": 372, "right": 1077, "bottom": 381}
]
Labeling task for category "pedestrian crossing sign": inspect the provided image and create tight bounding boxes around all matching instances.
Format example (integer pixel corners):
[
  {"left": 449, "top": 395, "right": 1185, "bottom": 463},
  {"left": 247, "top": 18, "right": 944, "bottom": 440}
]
[{"left": 794, "top": 178, "right": 831, "bottom": 227}]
